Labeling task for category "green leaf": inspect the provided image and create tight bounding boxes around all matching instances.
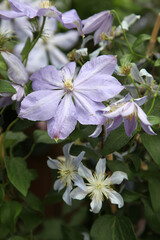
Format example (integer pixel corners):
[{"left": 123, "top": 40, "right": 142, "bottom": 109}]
[
  {"left": 141, "top": 133, "right": 160, "bottom": 167},
  {"left": 13, "top": 119, "right": 35, "bottom": 131},
  {"left": 4, "top": 131, "right": 27, "bottom": 148},
  {"left": 62, "top": 225, "right": 83, "bottom": 240},
  {"left": 0, "top": 79, "right": 16, "bottom": 93},
  {"left": 34, "top": 130, "right": 60, "bottom": 144},
  {"left": 142, "top": 199, "right": 160, "bottom": 234},
  {"left": 154, "top": 58, "right": 160, "bottom": 67},
  {"left": 0, "top": 201, "right": 22, "bottom": 233},
  {"left": 90, "top": 215, "right": 137, "bottom": 240},
  {"left": 107, "top": 160, "right": 133, "bottom": 179},
  {"left": 148, "top": 115, "right": 160, "bottom": 125},
  {"left": 0, "top": 185, "right": 5, "bottom": 203},
  {"left": 128, "top": 154, "right": 141, "bottom": 171},
  {"left": 23, "top": 191, "right": 44, "bottom": 213},
  {"left": 133, "top": 34, "right": 151, "bottom": 49},
  {"left": 102, "top": 125, "right": 131, "bottom": 155},
  {"left": 144, "top": 96, "right": 160, "bottom": 117},
  {"left": 5, "top": 157, "right": 35, "bottom": 196},
  {"left": 148, "top": 178, "right": 160, "bottom": 212},
  {"left": 122, "top": 190, "right": 140, "bottom": 203},
  {"left": 21, "top": 37, "right": 31, "bottom": 60},
  {"left": 8, "top": 237, "right": 25, "bottom": 240}
]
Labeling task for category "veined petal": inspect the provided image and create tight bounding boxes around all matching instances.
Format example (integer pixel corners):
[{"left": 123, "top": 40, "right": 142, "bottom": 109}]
[
  {"left": 74, "top": 175, "right": 87, "bottom": 191},
  {"left": 31, "top": 65, "right": 64, "bottom": 91},
  {"left": 0, "top": 10, "right": 25, "bottom": 19},
  {"left": 73, "top": 91, "right": 105, "bottom": 125},
  {"left": 78, "top": 163, "right": 92, "bottom": 179},
  {"left": 89, "top": 125, "right": 102, "bottom": 138},
  {"left": 52, "top": 31, "right": 79, "bottom": 50},
  {"left": 1, "top": 52, "right": 28, "bottom": 85},
  {"left": 37, "top": 6, "right": 62, "bottom": 20},
  {"left": 70, "top": 187, "right": 87, "bottom": 200},
  {"left": 124, "top": 115, "right": 137, "bottom": 137},
  {"left": 63, "top": 185, "right": 72, "bottom": 205},
  {"left": 134, "top": 96, "right": 147, "bottom": 106},
  {"left": 140, "top": 121, "right": 156, "bottom": 135},
  {"left": 95, "top": 158, "right": 106, "bottom": 175},
  {"left": 75, "top": 55, "right": 117, "bottom": 86},
  {"left": 121, "top": 102, "right": 135, "bottom": 117},
  {"left": 106, "top": 171, "right": 128, "bottom": 185},
  {"left": 74, "top": 74, "right": 123, "bottom": 102},
  {"left": 47, "top": 94, "right": 77, "bottom": 139},
  {"left": 106, "top": 116, "right": 123, "bottom": 132},
  {"left": 107, "top": 190, "right": 124, "bottom": 208},
  {"left": 54, "top": 179, "right": 65, "bottom": 191},
  {"left": 19, "top": 90, "right": 64, "bottom": 121},
  {"left": 8, "top": 0, "right": 37, "bottom": 18},
  {"left": 61, "top": 62, "right": 76, "bottom": 81},
  {"left": 136, "top": 104, "right": 152, "bottom": 125},
  {"left": 73, "top": 151, "right": 85, "bottom": 168},
  {"left": 62, "top": 142, "right": 73, "bottom": 161},
  {"left": 90, "top": 197, "right": 102, "bottom": 213},
  {"left": 47, "top": 157, "right": 60, "bottom": 169}
]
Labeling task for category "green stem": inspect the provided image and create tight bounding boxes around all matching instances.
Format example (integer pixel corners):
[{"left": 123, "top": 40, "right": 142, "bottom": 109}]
[
  {"left": 147, "top": 85, "right": 160, "bottom": 115},
  {"left": 22, "top": 16, "right": 46, "bottom": 65},
  {"left": 0, "top": 106, "right": 6, "bottom": 115},
  {"left": 24, "top": 142, "right": 36, "bottom": 160},
  {"left": 128, "top": 74, "right": 141, "bottom": 97}
]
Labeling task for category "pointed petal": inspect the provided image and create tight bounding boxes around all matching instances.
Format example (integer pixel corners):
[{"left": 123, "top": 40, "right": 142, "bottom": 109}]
[
  {"left": 47, "top": 157, "right": 60, "bottom": 169},
  {"left": 37, "top": 6, "right": 62, "bottom": 20},
  {"left": 48, "top": 46, "right": 68, "bottom": 68},
  {"left": 73, "top": 151, "right": 85, "bottom": 168},
  {"left": 62, "top": 142, "right": 73, "bottom": 161},
  {"left": 90, "top": 197, "right": 102, "bottom": 213},
  {"left": 140, "top": 121, "right": 156, "bottom": 135},
  {"left": 124, "top": 115, "right": 137, "bottom": 137},
  {"left": 31, "top": 65, "right": 64, "bottom": 91},
  {"left": 107, "top": 190, "right": 124, "bottom": 208},
  {"left": 8, "top": 0, "right": 37, "bottom": 18},
  {"left": 63, "top": 186, "right": 72, "bottom": 205},
  {"left": 121, "top": 102, "right": 135, "bottom": 117},
  {"left": 47, "top": 94, "right": 77, "bottom": 139},
  {"left": 75, "top": 55, "right": 117, "bottom": 86},
  {"left": 131, "top": 63, "right": 144, "bottom": 84},
  {"left": 106, "top": 116, "right": 123, "bottom": 132},
  {"left": 96, "top": 158, "right": 106, "bottom": 175},
  {"left": 0, "top": 97, "right": 12, "bottom": 108},
  {"left": 61, "top": 62, "right": 76, "bottom": 81},
  {"left": 78, "top": 163, "right": 92, "bottom": 179},
  {"left": 54, "top": 179, "right": 65, "bottom": 191},
  {"left": 74, "top": 175, "right": 87, "bottom": 191},
  {"left": 53, "top": 31, "right": 79, "bottom": 50},
  {"left": 0, "top": 10, "right": 25, "bottom": 19},
  {"left": 106, "top": 171, "right": 128, "bottom": 185},
  {"left": 70, "top": 187, "right": 87, "bottom": 200},
  {"left": 19, "top": 90, "right": 64, "bottom": 121},
  {"left": 134, "top": 96, "right": 147, "bottom": 106},
  {"left": 136, "top": 104, "right": 151, "bottom": 125},
  {"left": 1, "top": 52, "right": 28, "bottom": 85}
]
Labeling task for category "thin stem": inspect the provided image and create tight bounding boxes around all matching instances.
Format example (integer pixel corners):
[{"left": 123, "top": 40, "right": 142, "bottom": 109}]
[
  {"left": 22, "top": 16, "right": 46, "bottom": 65},
  {"left": 0, "top": 106, "right": 6, "bottom": 115},
  {"left": 24, "top": 142, "right": 36, "bottom": 160},
  {"left": 147, "top": 85, "right": 160, "bottom": 115},
  {"left": 128, "top": 74, "right": 141, "bottom": 97}
]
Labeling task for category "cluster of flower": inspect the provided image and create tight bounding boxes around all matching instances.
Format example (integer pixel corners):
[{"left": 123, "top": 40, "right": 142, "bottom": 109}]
[{"left": 47, "top": 143, "right": 128, "bottom": 213}]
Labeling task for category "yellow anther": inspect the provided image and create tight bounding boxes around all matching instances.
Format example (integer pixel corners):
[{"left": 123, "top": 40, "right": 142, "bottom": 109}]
[
  {"left": 41, "top": 0, "right": 51, "bottom": 8},
  {"left": 64, "top": 80, "right": 73, "bottom": 91}
]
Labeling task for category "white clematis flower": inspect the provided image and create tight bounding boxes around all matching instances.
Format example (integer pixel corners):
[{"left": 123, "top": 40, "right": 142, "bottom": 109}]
[
  {"left": 47, "top": 143, "right": 86, "bottom": 205},
  {"left": 71, "top": 158, "right": 128, "bottom": 213}
]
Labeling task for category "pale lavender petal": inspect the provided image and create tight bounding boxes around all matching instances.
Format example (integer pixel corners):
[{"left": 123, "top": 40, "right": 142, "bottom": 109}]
[
  {"left": 47, "top": 94, "right": 77, "bottom": 139},
  {"left": 31, "top": 65, "right": 64, "bottom": 91},
  {"left": 75, "top": 55, "right": 117, "bottom": 86},
  {"left": 19, "top": 90, "right": 64, "bottom": 121},
  {"left": 106, "top": 116, "right": 123, "bottom": 132},
  {"left": 121, "top": 102, "right": 135, "bottom": 117},
  {"left": 90, "top": 197, "right": 102, "bottom": 213},
  {"left": 54, "top": 179, "right": 65, "bottom": 191},
  {"left": 53, "top": 31, "right": 79, "bottom": 50},
  {"left": 107, "top": 190, "right": 124, "bottom": 208},
  {"left": 134, "top": 96, "right": 147, "bottom": 106},
  {"left": 62, "top": 9, "right": 83, "bottom": 36},
  {"left": 0, "top": 10, "right": 25, "bottom": 19},
  {"left": 89, "top": 125, "right": 102, "bottom": 138},
  {"left": 48, "top": 46, "right": 69, "bottom": 68},
  {"left": 104, "top": 106, "right": 123, "bottom": 118},
  {"left": 124, "top": 115, "right": 137, "bottom": 137},
  {"left": 74, "top": 175, "right": 87, "bottom": 191},
  {"left": 70, "top": 187, "right": 87, "bottom": 200},
  {"left": 8, "top": 0, "right": 37, "bottom": 18},
  {"left": 131, "top": 63, "right": 144, "bottom": 84},
  {"left": 1, "top": 52, "right": 28, "bottom": 85},
  {"left": 96, "top": 158, "right": 106, "bottom": 175},
  {"left": 136, "top": 104, "right": 152, "bottom": 125},
  {"left": 75, "top": 74, "right": 123, "bottom": 102},
  {"left": 0, "top": 97, "right": 12, "bottom": 108},
  {"left": 11, "top": 84, "right": 25, "bottom": 101},
  {"left": 61, "top": 62, "right": 76, "bottom": 81},
  {"left": 47, "top": 157, "right": 60, "bottom": 169},
  {"left": 37, "top": 6, "right": 62, "bottom": 21},
  {"left": 140, "top": 121, "right": 156, "bottom": 135},
  {"left": 73, "top": 91, "right": 105, "bottom": 125},
  {"left": 106, "top": 171, "right": 128, "bottom": 185},
  {"left": 62, "top": 142, "right": 73, "bottom": 161},
  {"left": 78, "top": 163, "right": 92, "bottom": 179},
  {"left": 73, "top": 151, "right": 85, "bottom": 168},
  {"left": 63, "top": 185, "right": 72, "bottom": 205}
]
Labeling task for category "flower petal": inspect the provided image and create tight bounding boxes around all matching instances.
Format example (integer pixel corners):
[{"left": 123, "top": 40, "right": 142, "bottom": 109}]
[
  {"left": 106, "top": 171, "right": 128, "bottom": 185},
  {"left": 140, "top": 121, "right": 156, "bottom": 135},
  {"left": 89, "top": 125, "right": 102, "bottom": 138},
  {"left": 78, "top": 163, "right": 92, "bottom": 179},
  {"left": 95, "top": 158, "right": 106, "bottom": 175},
  {"left": 63, "top": 185, "right": 72, "bottom": 205},
  {"left": 37, "top": 6, "right": 62, "bottom": 20},
  {"left": 124, "top": 115, "right": 137, "bottom": 137},
  {"left": 136, "top": 104, "right": 152, "bottom": 125},
  {"left": 61, "top": 62, "right": 76, "bottom": 81},
  {"left": 90, "top": 197, "right": 102, "bottom": 213},
  {"left": 1, "top": 52, "right": 28, "bottom": 85},
  {"left": 48, "top": 46, "right": 69, "bottom": 68},
  {"left": 54, "top": 179, "right": 65, "bottom": 191},
  {"left": 47, "top": 157, "right": 60, "bottom": 169},
  {"left": 0, "top": 10, "right": 25, "bottom": 19},
  {"left": 134, "top": 96, "right": 147, "bottom": 106},
  {"left": 70, "top": 187, "right": 87, "bottom": 200},
  {"left": 19, "top": 90, "right": 64, "bottom": 121},
  {"left": 73, "top": 151, "right": 85, "bottom": 168},
  {"left": 121, "top": 102, "right": 135, "bottom": 118},
  {"left": 47, "top": 94, "right": 77, "bottom": 139},
  {"left": 62, "top": 142, "right": 73, "bottom": 161},
  {"left": 74, "top": 175, "right": 87, "bottom": 191},
  {"left": 107, "top": 190, "right": 124, "bottom": 208},
  {"left": 8, "top": 0, "right": 37, "bottom": 18}
]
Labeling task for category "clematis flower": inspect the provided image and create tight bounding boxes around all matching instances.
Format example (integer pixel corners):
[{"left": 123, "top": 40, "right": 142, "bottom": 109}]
[
  {"left": 47, "top": 143, "right": 86, "bottom": 205},
  {"left": 19, "top": 55, "right": 124, "bottom": 140},
  {"left": 0, "top": 51, "right": 28, "bottom": 108},
  {"left": 82, "top": 11, "right": 113, "bottom": 45},
  {"left": 71, "top": 158, "right": 128, "bottom": 213},
  {"left": 103, "top": 94, "right": 156, "bottom": 137}
]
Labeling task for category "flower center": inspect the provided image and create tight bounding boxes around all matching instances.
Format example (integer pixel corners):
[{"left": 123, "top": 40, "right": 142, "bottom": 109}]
[
  {"left": 64, "top": 80, "right": 73, "bottom": 92},
  {"left": 41, "top": 0, "right": 51, "bottom": 8},
  {"left": 100, "top": 32, "right": 113, "bottom": 41},
  {"left": 58, "top": 161, "right": 76, "bottom": 185}
]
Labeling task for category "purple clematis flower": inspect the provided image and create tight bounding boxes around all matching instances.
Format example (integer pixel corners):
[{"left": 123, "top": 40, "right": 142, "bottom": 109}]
[
  {"left": 47, "top": 142, "right": 86, "bottom": 205},
  {"left": 0, "top": 52, "right": 28, "bottom": 109},
  {"left": 19, "top": 55, "right": 124, "bottom": 140},
  {"left": 82, "top": 11, "right": 113, "bottom": 45},
  {"left": 103, "top": 94, "right": 156, "bottom": 137}
]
